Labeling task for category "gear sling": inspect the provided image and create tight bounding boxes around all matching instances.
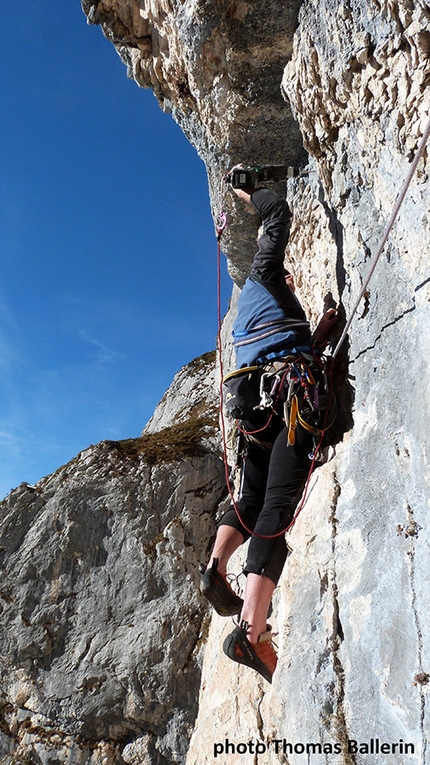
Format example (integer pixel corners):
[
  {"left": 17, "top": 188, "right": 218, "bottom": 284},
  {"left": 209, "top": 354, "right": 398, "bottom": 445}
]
[{"left": 220, "top": 350, "right": 337, "bottom": 584}]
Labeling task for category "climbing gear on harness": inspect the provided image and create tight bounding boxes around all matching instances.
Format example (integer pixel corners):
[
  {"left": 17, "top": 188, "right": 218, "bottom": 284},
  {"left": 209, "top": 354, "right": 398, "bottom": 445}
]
[
  {"left": 287, "top": 394, "right": 299, "bottom": 446},
  {"left": 224, "top": 353, "right": 337, "bottom": 455},
  {"left": 223, "top": 620, "right": 277, "bottom": 683},
  {"left": 332, "top": 114, "right": 430, "bottom": 359},
  {"left": 281, "top": 354, "right": 338, "bottom": 457},
  {"left": 221, "top": 352, "right": 337, "bottom": 540},
  {"left": 200, "top": 558, "right": 243, "bottom": 617}
]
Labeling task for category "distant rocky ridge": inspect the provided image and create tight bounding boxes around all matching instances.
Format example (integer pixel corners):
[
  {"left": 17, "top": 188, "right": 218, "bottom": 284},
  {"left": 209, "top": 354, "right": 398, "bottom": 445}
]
[
  {"left": 1, "top": 0, "right": 430, "bottom": 763},
  {"left": 0, "top": 352, "right": 225, "bottom": 765}
]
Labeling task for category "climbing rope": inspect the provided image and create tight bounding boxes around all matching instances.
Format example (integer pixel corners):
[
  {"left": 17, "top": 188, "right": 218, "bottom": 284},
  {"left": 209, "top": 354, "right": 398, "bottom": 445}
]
[
  {"left": 332, "top": 114, "right": 430, "bottom": 359},
  {"left": 215, "top": 177, "right": 230, "bottom": 516}
]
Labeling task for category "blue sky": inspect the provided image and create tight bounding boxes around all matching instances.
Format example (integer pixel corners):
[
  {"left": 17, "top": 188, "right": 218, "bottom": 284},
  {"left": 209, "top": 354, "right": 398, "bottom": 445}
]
[{"left": 1, "top": 1, "right": 230, "bottom": 499}]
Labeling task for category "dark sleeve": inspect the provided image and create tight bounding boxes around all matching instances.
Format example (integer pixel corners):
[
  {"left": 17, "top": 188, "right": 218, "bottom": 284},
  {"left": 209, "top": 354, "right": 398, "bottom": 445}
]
[{"left": 249, "top": 188, "right": 292, "bottom": 284}]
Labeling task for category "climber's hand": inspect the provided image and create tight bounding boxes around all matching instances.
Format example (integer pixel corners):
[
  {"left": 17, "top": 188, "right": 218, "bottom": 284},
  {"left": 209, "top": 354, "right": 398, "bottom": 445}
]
[
  {"left": 312, "top": 307, "right": 340, "bottom": 346},
  {"left": 228, "top": 164, "right": 254, "bottom": 204}
]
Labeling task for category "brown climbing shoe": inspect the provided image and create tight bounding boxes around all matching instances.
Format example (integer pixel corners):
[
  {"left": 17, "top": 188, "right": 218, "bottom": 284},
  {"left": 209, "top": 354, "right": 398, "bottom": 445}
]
[
  {"left": 222, "top": 620, "right": 277, "bottom": 683},
  {"left": 200, "top": 558, "right": 243, "bottom": 616}
]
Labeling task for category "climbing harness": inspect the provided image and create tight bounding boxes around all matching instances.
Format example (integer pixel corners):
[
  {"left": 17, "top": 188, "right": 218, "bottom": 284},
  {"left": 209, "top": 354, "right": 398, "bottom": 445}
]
[
  {"left": 229, "top": 353, "right": 337, "bottom": 456},
  {"left": 220, "top": 354, "right": 337, "bottom": 538},
  {"left": 230, "top": 354, "right": 336, "bottom": 538},
  {"left": 332, "top": 114, "right": 430, "bottom": 359}
]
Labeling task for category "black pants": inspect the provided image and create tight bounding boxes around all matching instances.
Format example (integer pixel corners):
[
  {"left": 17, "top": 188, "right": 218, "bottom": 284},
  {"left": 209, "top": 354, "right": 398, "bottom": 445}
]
[{"left": 219, "top": 412, "right": 313, "bottom": 585}]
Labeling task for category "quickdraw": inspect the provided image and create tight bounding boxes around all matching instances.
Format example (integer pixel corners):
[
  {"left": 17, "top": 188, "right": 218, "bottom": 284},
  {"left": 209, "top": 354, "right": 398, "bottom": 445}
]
[{"left": 287, "top": 394, "right": 298, "bottom": 446}]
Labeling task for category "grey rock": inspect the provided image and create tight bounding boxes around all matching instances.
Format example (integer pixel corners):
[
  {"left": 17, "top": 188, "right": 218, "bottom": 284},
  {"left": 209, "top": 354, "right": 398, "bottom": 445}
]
[
  {"left": 0, "top": 432, "right": 225, "bottom": 763},
  {"left": 1, "top": 0, "right": 429, "bottom": 763},
  {"left": 143, "top": 351, "right": 219, "bottom": 438},
  {"left": 189, "top": 0, "right": 430, "bottom": 760}
]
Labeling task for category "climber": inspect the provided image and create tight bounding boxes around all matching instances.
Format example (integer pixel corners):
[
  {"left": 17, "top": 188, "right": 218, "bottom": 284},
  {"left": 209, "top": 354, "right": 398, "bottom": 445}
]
[{"left": 200, "top": 175, "right": 339, "bottom": 684}]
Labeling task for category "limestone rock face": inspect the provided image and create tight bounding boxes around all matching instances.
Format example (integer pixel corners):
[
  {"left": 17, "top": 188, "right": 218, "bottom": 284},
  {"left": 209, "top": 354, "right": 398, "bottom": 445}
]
[
  {"left": 1, "top": 1, "right": 430, "bottom": 764},
  {"left": 187, "top": 0, "right": 430, "bottom": 761},
  {"left": 283, "top": 0, "right": 430, "bottom": 190},
  {"left": 143, "top": 351, "right": 219, "bottom": 436},
  {"left": 0, "top": 421, "right": 225, "bottom": 764}
]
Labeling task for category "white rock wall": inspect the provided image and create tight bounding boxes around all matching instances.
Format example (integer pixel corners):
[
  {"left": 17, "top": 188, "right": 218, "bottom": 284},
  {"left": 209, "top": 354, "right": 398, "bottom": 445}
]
[
  {"left": 188, "top": 0, "right": 430, "bottom": 761},
  {"left": 1, "top": 1, "right": 429, "bottom": 763}
]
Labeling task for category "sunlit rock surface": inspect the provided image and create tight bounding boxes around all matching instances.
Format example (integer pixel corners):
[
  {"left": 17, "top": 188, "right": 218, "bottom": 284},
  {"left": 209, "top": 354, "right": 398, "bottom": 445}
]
[
  {"left": 0, "top": 355, "right": 225, "bottom": 764},
  {"left": 1, "top": 0, "right": 429, "bottom": 763}
]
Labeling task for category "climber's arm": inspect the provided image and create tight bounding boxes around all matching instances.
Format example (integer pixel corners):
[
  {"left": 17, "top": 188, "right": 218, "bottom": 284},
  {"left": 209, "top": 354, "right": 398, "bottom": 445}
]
[
  {"left": 232, "top": 187, "right": 253, "bottom": 206},
  {"left": 232, "top": 185, "right": 291, "bottom": 284}
]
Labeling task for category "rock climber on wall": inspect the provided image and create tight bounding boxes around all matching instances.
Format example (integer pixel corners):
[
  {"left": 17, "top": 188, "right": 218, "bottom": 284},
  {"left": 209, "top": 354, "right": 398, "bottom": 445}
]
[{"left": 200, "top": 168, "right": 339, "bottom": 683}]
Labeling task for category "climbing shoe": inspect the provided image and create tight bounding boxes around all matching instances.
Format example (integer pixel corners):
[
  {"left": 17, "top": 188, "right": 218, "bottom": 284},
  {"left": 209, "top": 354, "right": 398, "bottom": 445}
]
[
  {"left": 222, "top": 620, "right": 277, "bottom": 684},
  {"left": 199, "top": 558, "right": 243, "bottom": 617}
]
